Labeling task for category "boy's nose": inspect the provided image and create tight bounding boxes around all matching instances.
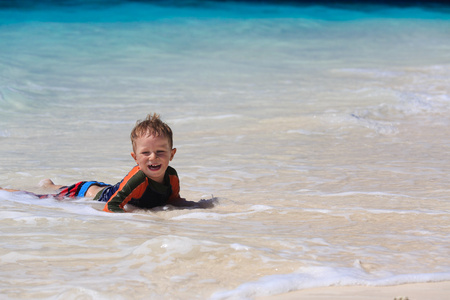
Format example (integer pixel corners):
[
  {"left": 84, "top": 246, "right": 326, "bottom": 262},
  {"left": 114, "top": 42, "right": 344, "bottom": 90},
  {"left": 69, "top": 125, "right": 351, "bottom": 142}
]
[{"left": 149, "top": 152, "right": 157, "bottom": 160}]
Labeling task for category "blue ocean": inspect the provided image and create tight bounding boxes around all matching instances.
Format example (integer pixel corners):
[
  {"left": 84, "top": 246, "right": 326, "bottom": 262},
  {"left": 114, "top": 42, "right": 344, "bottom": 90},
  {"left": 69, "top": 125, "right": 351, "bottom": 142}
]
[{"left": 1, "top": 1, "right": 449, "bottom": 299}]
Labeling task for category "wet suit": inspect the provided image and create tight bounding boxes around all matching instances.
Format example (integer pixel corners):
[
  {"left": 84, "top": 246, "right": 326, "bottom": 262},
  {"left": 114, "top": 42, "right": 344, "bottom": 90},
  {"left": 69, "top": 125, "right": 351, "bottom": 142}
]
[{"left": 56, "top": 165, "right": 180, "bottom": 213}]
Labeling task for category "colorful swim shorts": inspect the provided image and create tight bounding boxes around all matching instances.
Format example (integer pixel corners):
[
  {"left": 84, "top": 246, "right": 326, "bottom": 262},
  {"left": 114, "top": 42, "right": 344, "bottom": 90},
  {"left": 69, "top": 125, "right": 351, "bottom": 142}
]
[{"left": 56, "top": 181, "right": 111, "bottom": 199}]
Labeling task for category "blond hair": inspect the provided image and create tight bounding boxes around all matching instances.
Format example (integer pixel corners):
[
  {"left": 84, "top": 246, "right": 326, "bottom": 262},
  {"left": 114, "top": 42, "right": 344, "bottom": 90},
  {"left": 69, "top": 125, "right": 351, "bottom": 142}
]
[{"left": 130, "top": 113, "right": 173, "bottom": 151}]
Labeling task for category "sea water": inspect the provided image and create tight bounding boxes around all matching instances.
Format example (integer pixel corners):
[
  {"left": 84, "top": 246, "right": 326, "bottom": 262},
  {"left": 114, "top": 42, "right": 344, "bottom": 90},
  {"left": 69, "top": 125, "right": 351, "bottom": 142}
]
[{"left": 0, "top": 1, "right": 449, "bottom": 299}]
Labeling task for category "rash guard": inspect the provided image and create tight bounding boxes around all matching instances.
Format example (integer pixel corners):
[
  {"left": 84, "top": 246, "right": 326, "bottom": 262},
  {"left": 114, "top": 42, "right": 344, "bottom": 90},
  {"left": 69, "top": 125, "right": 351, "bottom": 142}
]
[{"left": 100, "top": 165, "right": 180, "bottom": 213}]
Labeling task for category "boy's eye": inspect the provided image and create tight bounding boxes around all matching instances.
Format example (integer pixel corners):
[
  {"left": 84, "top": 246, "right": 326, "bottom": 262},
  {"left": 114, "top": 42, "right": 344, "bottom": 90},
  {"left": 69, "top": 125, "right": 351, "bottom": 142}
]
[{"left": 140, "top": 151, "right": 166, "bottom": 156}]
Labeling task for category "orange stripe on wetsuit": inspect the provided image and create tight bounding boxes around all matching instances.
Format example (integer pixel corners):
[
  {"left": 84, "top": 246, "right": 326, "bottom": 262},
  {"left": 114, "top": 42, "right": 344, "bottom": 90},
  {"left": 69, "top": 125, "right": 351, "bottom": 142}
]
[
  {"left": 168, "top": 174, "right": 180, "bottom": 201},
  {"left": 103, "top": 166, "right": 146, "bottom": 213}
]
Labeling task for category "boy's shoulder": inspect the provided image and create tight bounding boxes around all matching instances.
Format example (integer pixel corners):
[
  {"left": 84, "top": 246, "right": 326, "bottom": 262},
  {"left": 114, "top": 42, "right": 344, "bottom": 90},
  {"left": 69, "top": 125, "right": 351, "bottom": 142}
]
[
  {"left": 121, "top": 165, "right": 148, "bottom": 187},
  {"left": 166, "top": 166, "right": 178, "bottom": 177}
]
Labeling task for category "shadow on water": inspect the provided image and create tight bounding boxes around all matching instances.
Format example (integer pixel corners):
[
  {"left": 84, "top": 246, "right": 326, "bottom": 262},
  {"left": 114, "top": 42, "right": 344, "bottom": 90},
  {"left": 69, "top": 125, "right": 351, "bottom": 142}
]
[{"left": 133, "top": 196, "right": 219, "bottom": 212}]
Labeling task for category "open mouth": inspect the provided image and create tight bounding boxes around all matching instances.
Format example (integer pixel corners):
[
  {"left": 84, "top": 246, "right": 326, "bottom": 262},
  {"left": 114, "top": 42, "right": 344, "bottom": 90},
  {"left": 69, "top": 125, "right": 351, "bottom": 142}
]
[{"left": 148, "top": 164, "right": 162, "bottom": 171}]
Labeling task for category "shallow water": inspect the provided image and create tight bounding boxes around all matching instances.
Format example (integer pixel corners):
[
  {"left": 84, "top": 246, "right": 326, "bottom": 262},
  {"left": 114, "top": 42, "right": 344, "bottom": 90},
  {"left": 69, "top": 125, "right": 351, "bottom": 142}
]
[{"left": 1, "top": 1, "right": 449, "bottom": 299}]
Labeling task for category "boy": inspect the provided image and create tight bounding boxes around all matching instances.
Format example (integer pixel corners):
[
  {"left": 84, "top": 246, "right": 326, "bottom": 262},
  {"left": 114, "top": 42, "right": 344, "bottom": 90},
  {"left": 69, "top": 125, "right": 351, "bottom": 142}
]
[{"left": 1, "top": 113, "right": 188, "bottom": 213}]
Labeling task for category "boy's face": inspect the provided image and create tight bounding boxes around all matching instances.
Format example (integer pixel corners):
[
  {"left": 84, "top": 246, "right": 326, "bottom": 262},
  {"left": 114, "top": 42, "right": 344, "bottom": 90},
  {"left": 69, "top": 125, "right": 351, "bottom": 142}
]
[{"left": 131, "top": 134, "right": 176, "bottom": 184}]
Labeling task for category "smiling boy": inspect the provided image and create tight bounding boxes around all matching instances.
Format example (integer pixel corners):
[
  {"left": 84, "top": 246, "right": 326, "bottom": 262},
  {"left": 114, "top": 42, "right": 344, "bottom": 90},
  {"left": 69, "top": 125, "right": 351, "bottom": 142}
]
[
  {"left": 98, "top": 113, "right": 181, "bottom": 212},
  {"left": 1, "top": 113, "right": 186, "bottom": 213}
]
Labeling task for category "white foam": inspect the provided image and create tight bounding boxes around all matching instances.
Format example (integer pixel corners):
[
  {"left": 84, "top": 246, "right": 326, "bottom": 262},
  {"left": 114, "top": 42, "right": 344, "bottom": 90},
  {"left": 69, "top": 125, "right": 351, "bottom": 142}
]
[
  {"left": 170, "top": 114, "right": 241, "bottom": 124},
  {"left": 52, "top": 287, "right": 112, "bottom": 300},
  {"left": 171, "top": 205, "right": 273, "bottom": 220},
  {"left": 286, "top": 129, "right": 324, "bottom": 135},
  {"left": 321, "top": 191, "right": 413, "bottom": 198},
  {"left": 170, "top": 272, "right": 197, "bottom": 283},
  {"left": 210, "top": 266, "right": 450, "bottom": 300},
  {"left": 0, "top": 251, "right": 38, "bottom": 264},
  {"left": 230, "top": 243, "right": 251, "bottom": 251},
  {"left": 0, "top": 129, "right": 10, "bottom": 137},
  {"left": 334, "top": 68, "right": 402, "bottom": 78},
  {"left": 171, "top": 211, "right": 233, "bottom": 221}
]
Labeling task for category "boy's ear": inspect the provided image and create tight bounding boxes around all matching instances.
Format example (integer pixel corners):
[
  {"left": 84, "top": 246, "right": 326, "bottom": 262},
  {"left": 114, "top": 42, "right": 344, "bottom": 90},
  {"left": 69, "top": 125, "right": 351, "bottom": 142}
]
[
  {"left": 131, "top": 152, "right": 137, "bottom": 161},
  {"left": 170, "top": 148, "right": 177, "bottom": 161}
]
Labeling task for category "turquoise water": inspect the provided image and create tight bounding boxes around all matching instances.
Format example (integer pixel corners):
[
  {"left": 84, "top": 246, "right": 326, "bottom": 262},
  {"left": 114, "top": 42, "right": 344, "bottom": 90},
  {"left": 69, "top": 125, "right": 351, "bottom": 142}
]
[{"left": 1, "top": 1, "right": 449, "bottom": 299}]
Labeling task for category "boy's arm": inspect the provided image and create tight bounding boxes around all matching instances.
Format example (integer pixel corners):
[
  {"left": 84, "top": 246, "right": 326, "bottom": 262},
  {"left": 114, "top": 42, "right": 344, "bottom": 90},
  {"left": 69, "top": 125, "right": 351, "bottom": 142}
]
[
  {"left": 102, "top": 184, "right": 144, "bottom": 213},
  {"left": 164, "top": 169, "right": 216, "bottom": 208},
  {"left": 103, "top": 168, "right": 147, "bottom": 213},
  {"left": 167, "top": 171, "right": 180, "bottom": 201},
  {"left": 166, "top": 171, "right": 198, "bottom": 206},
  {"left": 167, "top": 197, "right": 197, "bottom": 207}
]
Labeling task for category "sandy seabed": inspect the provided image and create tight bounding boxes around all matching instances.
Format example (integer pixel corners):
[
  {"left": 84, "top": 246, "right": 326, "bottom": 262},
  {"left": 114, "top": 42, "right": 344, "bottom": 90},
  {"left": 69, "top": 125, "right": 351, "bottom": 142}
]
[{"left": 257, "top": 281, "right": 450, "bottom": 300}]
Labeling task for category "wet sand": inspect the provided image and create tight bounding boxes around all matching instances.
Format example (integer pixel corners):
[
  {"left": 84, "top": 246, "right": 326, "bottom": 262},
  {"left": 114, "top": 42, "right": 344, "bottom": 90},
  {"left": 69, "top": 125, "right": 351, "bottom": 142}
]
[{"left": 257, "top": 281, "right": 450, "bottom": 300}]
